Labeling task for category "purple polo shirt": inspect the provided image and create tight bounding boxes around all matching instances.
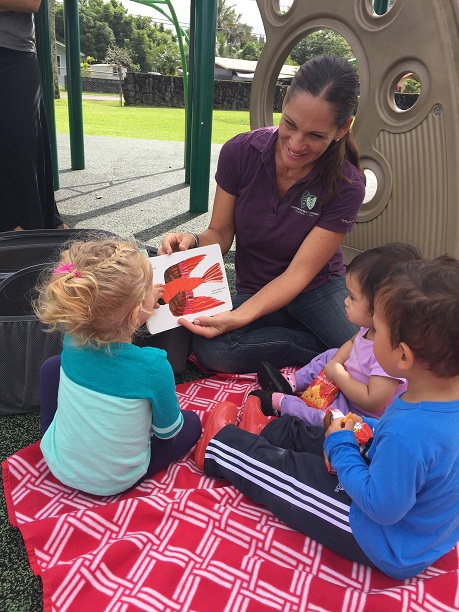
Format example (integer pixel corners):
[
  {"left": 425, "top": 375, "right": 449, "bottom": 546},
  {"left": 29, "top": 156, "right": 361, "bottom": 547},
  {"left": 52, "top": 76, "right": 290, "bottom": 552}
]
[{"left": 215, "top": 127, "right": 365, "bottom": 294}]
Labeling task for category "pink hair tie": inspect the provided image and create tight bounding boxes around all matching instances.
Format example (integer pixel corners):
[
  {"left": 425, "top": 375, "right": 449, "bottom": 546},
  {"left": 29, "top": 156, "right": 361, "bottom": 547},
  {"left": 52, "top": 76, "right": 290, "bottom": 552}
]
[{"left": 53, "top": 262, "right": 81, "bottom": 278}]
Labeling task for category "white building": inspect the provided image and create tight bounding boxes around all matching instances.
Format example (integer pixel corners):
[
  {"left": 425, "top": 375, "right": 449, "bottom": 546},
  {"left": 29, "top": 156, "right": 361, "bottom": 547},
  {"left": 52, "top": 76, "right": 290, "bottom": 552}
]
[{"left": 56, "top": 40, "right": 67, "bottom": 86}]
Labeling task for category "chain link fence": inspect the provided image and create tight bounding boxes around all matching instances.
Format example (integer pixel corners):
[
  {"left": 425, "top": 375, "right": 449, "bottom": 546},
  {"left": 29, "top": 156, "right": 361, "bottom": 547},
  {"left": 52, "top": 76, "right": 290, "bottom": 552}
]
[{"left": 60, "top": 67, "right": 125, "bottom": 95}]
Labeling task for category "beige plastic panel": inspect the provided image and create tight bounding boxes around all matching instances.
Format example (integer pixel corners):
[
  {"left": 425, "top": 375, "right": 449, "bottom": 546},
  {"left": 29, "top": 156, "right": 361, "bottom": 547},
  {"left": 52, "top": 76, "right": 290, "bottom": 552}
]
[{"left": 251, "top": 0, "right": 459, "bottom": 259}]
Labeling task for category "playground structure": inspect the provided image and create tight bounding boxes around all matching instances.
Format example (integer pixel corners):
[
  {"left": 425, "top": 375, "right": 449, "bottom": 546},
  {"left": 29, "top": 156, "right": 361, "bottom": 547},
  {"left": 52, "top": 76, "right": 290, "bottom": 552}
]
[
  {"left": 36, "top": 0, "right": 459, "bottom": 259},
  {"left": 251, "top": 0, "right": 459, "bottom": 259}
]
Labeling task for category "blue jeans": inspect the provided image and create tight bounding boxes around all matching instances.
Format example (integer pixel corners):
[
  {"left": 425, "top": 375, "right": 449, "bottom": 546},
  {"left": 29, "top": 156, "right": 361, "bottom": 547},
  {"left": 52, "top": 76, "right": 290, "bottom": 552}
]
[{"left": 192, "top": 275, "right": 358, "bottom": 373}]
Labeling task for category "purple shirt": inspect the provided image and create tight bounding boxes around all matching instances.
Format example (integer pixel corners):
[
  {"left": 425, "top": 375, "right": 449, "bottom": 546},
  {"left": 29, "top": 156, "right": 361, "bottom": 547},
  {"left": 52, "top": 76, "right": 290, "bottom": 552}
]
[
  {"left": 215, "top": 127, "right": 365, "bottom": 294},
  {"left": 345, "top": 327, "right": 407, "bottom": 419}
]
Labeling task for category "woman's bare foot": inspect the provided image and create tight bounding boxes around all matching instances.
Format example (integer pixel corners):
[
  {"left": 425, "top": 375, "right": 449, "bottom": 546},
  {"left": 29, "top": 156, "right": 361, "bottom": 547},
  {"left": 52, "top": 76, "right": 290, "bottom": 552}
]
[
  {"left": 56, "top": 223, "right": 69, "bottom": 230},
  {"left": 13, "top": 226, "right": 24, "bottom": 231}
]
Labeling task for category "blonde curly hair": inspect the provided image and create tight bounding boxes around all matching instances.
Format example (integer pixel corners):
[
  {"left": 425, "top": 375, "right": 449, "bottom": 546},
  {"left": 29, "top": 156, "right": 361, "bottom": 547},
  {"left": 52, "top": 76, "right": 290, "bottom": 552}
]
[{"left": 34, "top": 238, "right": 153, "bottom": 347}]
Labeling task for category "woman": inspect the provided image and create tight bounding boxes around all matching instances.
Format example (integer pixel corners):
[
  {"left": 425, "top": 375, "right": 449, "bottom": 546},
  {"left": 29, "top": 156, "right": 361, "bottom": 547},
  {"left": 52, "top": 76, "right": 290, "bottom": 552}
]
[
  {"left": 0, "top": 0, "right": 66, "bottom": 231},
  {"left": 159, "top": 54, "right": 365, "bottom": 373}
]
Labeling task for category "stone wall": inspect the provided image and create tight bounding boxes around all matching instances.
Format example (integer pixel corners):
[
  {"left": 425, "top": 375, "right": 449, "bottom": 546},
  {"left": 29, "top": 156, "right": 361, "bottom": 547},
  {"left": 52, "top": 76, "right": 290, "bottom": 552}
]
[
  {"left": 123, "top": 73, "right": 288, "bottom": 112},
  {"left": 122, "top": 73, "right": 419, "bottom": 113}
]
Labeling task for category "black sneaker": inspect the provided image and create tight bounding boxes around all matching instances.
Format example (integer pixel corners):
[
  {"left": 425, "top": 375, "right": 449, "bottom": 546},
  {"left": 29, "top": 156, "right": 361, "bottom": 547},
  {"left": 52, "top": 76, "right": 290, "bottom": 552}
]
[
  {"left": 248, "top": 390, "right": 281, "bottom": 417},
  {"left": 257, "top": 362, "right": 293, "bottom": 394}
]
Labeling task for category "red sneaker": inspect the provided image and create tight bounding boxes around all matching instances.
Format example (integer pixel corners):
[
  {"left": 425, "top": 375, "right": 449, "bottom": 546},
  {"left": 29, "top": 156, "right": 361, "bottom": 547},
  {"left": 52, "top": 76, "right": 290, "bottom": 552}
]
[
  {"left": 194, "top": 401, "right": 238, "bottom": 470},
  {"left": 239, "top": 394, "right": 274, "bottom": 435}
]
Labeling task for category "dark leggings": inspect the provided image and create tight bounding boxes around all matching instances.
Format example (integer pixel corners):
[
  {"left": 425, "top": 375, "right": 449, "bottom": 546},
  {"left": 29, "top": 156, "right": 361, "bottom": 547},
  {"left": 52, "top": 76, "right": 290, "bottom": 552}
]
[
  {"left": 0, "top": 47, "right": 63, "bottom": 231},
  {"left": 40, "top": 355, "right": 202, "bottom": 487},
  {"left": 204, "top": 415, "right": 376, "bottom": 567}
]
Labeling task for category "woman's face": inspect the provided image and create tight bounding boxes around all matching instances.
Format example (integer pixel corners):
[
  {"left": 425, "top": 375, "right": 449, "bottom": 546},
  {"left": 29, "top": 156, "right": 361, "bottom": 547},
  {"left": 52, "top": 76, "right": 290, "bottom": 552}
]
[{"left": 277, "top": 91, "right": 351, "bottom": 173}]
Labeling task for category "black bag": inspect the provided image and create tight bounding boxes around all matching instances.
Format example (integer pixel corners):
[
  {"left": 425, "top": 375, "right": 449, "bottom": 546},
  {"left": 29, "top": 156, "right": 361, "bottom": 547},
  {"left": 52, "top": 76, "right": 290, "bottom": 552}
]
[{"left": 0, "top": 230, "right": 190, "bottom": 415}]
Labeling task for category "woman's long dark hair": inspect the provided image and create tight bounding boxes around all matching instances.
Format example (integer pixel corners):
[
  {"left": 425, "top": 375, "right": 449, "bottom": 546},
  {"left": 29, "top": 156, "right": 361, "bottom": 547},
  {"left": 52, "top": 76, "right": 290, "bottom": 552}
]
[{"left": 285, "top": 54, "right": 363, "bottom": 204}]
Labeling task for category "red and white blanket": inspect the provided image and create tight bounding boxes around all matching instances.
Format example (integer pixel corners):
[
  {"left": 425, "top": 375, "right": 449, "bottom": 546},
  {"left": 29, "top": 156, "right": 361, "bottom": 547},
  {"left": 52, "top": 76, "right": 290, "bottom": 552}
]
[{"left": 3, "top": 373, "right": 459, "bottom": 612}]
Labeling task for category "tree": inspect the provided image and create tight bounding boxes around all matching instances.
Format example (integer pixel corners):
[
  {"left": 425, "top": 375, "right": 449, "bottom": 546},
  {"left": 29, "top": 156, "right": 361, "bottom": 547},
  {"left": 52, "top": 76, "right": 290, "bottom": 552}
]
[
  {"left": 290, "top": 29, "right": 353, "bottom": 66},
  {"left": 148, "top": 43, "right": 181, "bottom": 76},
  {"left": 55, "top": 0, "right": 184, "bottom": 74},
  {"left": 216, "top": 0, "right": 258, "bottom": 58},
  {"left": 104, "top": 44, "right": 138, "bottom": 105},
  {"left": 239, "top": 41, "right": 261, "bottom": 61},
  {"left": 49, "top": 0, "right": 60, "bottom": 98}
]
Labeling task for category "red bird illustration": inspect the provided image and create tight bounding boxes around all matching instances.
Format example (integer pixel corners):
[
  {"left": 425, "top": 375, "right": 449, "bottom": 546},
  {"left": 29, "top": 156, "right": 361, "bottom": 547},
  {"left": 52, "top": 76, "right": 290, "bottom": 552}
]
[{"left": 159, "top": 254, "right": 225, "bottom": 316}]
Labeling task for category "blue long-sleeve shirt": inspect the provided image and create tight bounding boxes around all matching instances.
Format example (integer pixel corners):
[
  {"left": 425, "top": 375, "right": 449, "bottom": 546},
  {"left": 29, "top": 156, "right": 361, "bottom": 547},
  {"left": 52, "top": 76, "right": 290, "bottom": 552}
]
[{"left": 323, "top": 395, "right": 459, "bottom": 579}]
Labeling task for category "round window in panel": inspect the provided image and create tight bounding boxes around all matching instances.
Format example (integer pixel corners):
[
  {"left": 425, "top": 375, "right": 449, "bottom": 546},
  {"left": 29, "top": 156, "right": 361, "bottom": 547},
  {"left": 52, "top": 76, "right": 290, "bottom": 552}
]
[
  {"left": 394, "top": 72, "right": 421, "bottom": 110},
  {"left": 357, "top": 156, "right": 392, "bottom": 222},
  {"left": 289, "top": 28, "right": 355, "bottom": 74},
  {"left": 275, "top": 0, "right": 294, "bottom": 17},
  {"left": 376, "top": 60, "right": 429, "bottom": 127},
  {"left": 363, "top": 169, "right": 378, "bottom": 204},
  {"left": 372, "top": 0, "right": 398, "bottom": 16}
]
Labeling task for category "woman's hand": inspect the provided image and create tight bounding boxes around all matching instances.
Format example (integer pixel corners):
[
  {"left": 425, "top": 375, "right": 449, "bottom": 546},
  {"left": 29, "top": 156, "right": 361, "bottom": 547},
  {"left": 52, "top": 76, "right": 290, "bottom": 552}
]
[
  {"left": 157, "top": 232, "right": 196, "bottom": 255},
  {"left": 178, "top": 310, "right": 238, "bottom": 338}
]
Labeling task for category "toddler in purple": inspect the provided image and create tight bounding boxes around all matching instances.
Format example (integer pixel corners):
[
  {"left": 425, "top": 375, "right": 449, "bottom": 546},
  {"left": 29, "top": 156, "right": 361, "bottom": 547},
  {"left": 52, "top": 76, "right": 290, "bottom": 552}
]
[{"left": 252, "top": 243, "right": 422, "bottom": 425}]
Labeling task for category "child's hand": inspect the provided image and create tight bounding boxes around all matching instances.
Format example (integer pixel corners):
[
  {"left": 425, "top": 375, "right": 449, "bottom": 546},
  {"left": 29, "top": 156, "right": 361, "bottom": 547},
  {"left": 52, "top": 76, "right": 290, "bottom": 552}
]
[
  {"left": 324, "top": 416, "right": 356, "bottom": 438},
  {"left": 324, "top": 361, "right": 347, "bottom": 383},
  {"left": 153, "top": 284, "right": 164, "bottom": 309}
]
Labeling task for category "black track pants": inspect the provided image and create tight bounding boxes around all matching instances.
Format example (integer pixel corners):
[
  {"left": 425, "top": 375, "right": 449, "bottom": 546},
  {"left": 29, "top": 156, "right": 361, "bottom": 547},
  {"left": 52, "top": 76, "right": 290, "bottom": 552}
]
[{"left": 204, "top": 416, "right": 375, "bottom": 567}]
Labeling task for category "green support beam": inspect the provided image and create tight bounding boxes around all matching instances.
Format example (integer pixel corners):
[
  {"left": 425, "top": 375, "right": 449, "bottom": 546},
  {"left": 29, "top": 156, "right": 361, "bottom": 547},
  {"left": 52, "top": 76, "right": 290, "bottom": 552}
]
[
  {"left": 35, "top": 0, "right": 60, "bottom": 189},
  {"left": 64, "top": 0, "right": 85, "bottom": 169},
  {"left": 189, "top": 0, "right": 217, "bottom": 213},
  {"left": 185, "top": 0, "right": 196, "bottom": 184},
  {"left": 373, "top": 0, "right": 390, "bottom": 15}
]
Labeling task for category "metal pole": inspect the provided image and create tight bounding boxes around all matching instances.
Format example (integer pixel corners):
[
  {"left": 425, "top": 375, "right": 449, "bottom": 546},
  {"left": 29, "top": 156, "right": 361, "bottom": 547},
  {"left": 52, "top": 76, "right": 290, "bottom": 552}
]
[
  {"left": 35, "top": 0, "right": 60, "bottom": 189},
  {"left": 64, "top": 0, "right": 85, "bottom": 169},
  {"left": 189, "top": 0, "right": 217, "bottom": 213},
  {"left": 185, "top": 0, "right": 196, "bottom": 184},
  {"left": 373, "top": 0, "right": 390, "bottom": 15}
]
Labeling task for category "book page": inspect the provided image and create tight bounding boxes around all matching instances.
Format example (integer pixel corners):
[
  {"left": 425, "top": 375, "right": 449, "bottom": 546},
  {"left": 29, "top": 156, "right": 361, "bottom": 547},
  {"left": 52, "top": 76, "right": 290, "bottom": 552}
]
[{"left": 146, "top": 244, "right": 233, "bottom": 335}]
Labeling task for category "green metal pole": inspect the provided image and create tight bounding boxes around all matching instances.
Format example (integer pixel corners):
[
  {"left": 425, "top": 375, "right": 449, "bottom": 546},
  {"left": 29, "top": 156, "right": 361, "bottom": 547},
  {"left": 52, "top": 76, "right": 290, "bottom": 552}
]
[
  {"left": 185, "top": 0, "right": 196, "bottom": 184},
  {"left": 64, "top": 0, "right": 85, "bottom": 169},
  {"left": 189, "top": 0, "right": 217, "bottom": 213},
  {"left": 373, "top": 0, "right": 390, "bottom": 15},
  {"left": 35, "top": 0, "right": 60, "bottom": 189}
]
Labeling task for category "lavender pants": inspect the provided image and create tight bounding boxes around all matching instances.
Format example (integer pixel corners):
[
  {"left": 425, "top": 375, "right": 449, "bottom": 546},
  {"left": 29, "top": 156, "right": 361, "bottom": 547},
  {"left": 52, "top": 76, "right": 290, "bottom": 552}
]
[{"left": 281, "top": 348, "right": 353, "bottom": 426}]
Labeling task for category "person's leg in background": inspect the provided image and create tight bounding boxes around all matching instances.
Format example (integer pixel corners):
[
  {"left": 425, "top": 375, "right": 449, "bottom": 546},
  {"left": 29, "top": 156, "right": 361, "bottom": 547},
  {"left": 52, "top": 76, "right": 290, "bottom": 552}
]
[
  {"left": 40, "top": 354, "right": 61, "bottom": 434},
  {"left": 0, "top": 48, "right": 63, "bottom": 231}
]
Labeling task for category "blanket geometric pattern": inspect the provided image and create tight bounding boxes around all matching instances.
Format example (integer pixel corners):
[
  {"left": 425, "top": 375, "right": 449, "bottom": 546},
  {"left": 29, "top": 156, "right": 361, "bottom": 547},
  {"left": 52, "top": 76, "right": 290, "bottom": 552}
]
[{"left": 3, "top": 373, "right": 459, "bottom": 612}]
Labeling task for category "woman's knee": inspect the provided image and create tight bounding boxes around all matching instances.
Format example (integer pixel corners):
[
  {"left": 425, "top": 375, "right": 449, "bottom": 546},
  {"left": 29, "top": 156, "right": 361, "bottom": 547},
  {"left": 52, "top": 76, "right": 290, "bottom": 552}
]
[{"left": 191, "top": 334, "right": 238, "bottom": 373}]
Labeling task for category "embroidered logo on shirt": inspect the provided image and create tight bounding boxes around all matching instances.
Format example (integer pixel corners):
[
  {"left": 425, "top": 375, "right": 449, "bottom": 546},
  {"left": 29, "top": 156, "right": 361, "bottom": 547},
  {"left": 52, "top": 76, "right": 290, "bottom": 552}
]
[
  {"left": 291, "top": 190, "right": 319, "bottom": 217},
  {"left": 301, "top": 191, "right": 317, "bottom": 210}
]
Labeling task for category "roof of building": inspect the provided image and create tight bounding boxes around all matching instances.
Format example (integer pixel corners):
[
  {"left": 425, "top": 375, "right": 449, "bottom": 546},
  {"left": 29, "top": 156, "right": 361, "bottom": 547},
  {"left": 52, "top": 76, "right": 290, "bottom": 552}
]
[{"left": 214, "top": 57, "right": 299, "bottom": 80}]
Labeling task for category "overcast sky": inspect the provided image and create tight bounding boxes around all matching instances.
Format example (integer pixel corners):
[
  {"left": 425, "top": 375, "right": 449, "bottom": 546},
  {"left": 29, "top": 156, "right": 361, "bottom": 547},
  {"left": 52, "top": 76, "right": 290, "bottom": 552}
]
[{"left": 119, "top": 0, "right": 267, "bottom": 38}]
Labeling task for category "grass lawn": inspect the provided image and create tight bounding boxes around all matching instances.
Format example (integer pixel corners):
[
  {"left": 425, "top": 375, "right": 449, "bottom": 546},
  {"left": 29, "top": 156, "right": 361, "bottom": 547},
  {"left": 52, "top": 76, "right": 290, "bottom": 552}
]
[{"left": 53, "top": 98, "right": 281, "bottom": 143}]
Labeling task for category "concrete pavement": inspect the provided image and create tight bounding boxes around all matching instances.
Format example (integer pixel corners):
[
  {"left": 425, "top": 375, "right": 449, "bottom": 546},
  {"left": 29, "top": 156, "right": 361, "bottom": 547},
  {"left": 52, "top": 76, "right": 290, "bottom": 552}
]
[{"left": 55, "top": 133, "right": 222, "bottom": 250}]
